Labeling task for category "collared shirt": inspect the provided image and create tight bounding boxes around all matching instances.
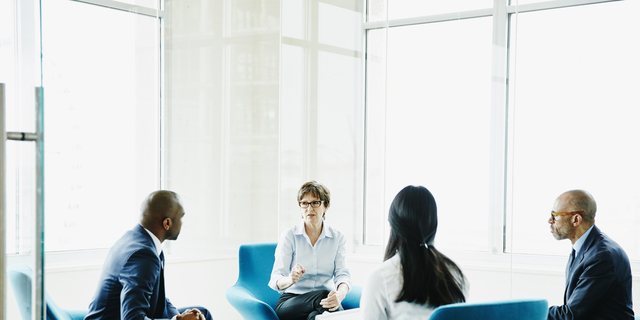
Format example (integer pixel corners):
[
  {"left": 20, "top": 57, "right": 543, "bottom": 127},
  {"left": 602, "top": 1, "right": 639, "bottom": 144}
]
[
  {"left": 268, "top": 221, "right": 351, "bottom": 294},
  {"left": 142, "top": 224, "right": 163, "bottom": 258},
  {"left": 572, "top": 225, "right": 595, "bottom": 257}
]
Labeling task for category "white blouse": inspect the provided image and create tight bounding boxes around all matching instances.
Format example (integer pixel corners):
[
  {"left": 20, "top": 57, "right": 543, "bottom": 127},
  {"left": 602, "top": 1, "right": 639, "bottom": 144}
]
[{"left": 361, "top": 254, "right": 463, "bottom": 320}]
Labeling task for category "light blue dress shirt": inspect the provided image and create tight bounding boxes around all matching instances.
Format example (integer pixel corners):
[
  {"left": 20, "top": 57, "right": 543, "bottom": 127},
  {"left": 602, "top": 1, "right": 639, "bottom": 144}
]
[
  {"left": 572, "top": 225, "right": 594, "bottom": 257},
  {"left": 269, "top": 221, "right": 351, "bottom": 294}
]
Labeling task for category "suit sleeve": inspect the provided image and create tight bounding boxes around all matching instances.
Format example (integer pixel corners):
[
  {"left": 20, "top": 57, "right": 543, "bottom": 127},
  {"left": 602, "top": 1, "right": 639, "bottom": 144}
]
[
  {"left": 119, "top": 249, "right": 171, "bottom": 320},
  {"left": 165, "top": 298, "right": 179, "bottom": 317},
  {"left": 548, "top": 250, "right": 618, "bottom": 320}
]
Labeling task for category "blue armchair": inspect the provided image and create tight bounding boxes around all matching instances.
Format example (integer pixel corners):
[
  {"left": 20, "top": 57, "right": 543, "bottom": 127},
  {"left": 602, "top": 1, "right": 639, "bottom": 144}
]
[
  {"left": 225, "top": 242, "right": 362, "bottom": 320},
  {"left": 8, "top": 264, "right": 88, "bottom": 320},
  {"left": 429, "top": 298, "right": 548, "bottom": 320}
]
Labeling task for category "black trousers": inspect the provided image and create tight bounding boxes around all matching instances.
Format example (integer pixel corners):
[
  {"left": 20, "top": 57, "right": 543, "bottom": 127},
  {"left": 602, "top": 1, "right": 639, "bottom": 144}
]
[{"left": 275, "top": 290, "right": 344, "bottom": 320}]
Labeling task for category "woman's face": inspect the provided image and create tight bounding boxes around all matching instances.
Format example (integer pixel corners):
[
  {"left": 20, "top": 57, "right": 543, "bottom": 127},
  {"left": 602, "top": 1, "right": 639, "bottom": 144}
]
[{"left": 299, "top": 193, "right": 326, "bottom": 228}]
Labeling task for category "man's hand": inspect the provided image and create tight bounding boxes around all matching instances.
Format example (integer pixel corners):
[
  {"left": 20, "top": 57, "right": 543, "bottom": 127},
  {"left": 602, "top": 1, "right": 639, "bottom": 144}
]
[
  {"left": 290, "top": 263, "right": 306, "bottom": 284},
  {"left": 176, "top": 308, "right": 205, "bottom": 320},
  {"left": 320, "top": 290, "right": 344, "bottom": 312}
]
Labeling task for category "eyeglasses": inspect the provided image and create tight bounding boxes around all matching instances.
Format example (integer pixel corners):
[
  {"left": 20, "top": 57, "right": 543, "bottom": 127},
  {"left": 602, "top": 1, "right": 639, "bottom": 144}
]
[
  {"left": 550, "top": 211, "right": 584, "bottom": 221},
  {"left": 299, "top": 201, "right": 324, "bottom": 208}
]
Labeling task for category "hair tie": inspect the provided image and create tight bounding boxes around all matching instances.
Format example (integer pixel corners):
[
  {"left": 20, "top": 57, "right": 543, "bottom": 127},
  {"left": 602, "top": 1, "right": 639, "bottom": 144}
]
[{"left": 419, "top": 242, "right": 429, "bottom": 249}]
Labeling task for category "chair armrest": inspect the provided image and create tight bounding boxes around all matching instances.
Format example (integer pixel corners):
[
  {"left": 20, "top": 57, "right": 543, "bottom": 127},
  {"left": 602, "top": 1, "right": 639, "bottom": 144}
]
[
  {"left": 225, "top": 285, "right": 279, "bottom": 320},
  {"left": 65, "top": 309, "right": 89, "bottom": 320},
  {"left": 342, "top": 285, "right": 362, "bottom": 310}
]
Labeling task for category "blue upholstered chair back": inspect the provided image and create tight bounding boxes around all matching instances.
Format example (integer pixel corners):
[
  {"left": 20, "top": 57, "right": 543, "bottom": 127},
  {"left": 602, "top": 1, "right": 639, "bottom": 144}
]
[
  {"left": 236, "top": 242, "right": 282, "bottom": 309},
  {"left": 226, "top": 243, "right": 281, "bottom": 319},
  {"left": 8, "top": 264, "right": 87, "bottom": 320},
  {"left": 429, "top": 299, "right": 548, "bottom": 320}
]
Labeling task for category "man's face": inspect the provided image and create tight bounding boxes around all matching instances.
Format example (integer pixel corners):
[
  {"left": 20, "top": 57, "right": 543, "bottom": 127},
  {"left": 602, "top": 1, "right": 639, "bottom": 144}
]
[
  {"left": 166, "top": 206, "right": 185, "bottom": 241},
  {"left": 549, "top": 195, "right": 575, "bottom": 241}
]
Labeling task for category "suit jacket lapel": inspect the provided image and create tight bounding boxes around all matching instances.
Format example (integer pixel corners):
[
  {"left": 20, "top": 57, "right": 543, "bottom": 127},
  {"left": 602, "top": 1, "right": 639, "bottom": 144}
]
[{"left": 564, "top": 225, "right": 600, "bottom": 303}]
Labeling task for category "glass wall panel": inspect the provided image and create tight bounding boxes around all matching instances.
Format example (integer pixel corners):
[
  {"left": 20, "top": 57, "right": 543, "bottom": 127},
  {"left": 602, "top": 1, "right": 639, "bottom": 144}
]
[
  {"left": 3, "top": 0, "right": 44, "bottom": 318},
  {"left": 507, "top": 0, "right": 640, "bottom": 259},
  {"left": 280, "top": 44, "right": 306, "bottom": 231},
  {"left": 317, "top": 50, "right": 362, "bottom": 250},
  {"left": 364, "top": 28, "right": 387, "bottom": 246},
  {"left": 41, "top": 0, "right": 160, "bottom": 252}
]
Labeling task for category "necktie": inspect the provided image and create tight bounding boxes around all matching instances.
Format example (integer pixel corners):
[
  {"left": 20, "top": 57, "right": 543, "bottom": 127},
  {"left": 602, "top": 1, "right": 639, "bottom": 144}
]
[
  {"left": 563, "top": 248, "right": 576, "bottom": 304},
  {"left": 569, "top": 248, "right": 576, "bottom": 268},
  {"left": 155, "top": 251, "right": 166, "bottom": 317}
]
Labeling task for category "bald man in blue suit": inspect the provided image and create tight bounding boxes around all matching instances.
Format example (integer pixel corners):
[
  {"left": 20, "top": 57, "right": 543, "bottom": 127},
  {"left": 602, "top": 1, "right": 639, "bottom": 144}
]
[
  {"left": 85, "top": 191, "right": 212, "bottom": 320},
  {"left": 547, "top": 190, "right": 634, "bottom": 320}
]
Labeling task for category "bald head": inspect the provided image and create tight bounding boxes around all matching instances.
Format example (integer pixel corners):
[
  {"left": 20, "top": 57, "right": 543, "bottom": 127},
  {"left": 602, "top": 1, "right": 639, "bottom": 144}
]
[
  {"left": 140, "top": 190, "right": 182, "bottom": 228},
  {"left": 555, "top": 189, "right": 597, "bottom": 225}
]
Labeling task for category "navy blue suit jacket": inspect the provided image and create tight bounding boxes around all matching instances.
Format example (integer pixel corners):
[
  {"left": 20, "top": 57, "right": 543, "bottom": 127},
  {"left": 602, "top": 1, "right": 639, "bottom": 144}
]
[
  {"left": 548, "top": 225, "right": 634, "bottom": 320},
  {"left": 85, "top": 224, "right": 179, "bottom": 320}
]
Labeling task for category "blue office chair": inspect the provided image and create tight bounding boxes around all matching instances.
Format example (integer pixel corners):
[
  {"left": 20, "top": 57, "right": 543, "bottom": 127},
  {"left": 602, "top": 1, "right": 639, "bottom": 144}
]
[
  {"left": 429, "top": 298, "right": 548, "bottom": 320},
  {"left": 225, "top": 242, "right": 362, "bottom": 320},
  {"left": 8, "top": 264, "right": 88, "bottom": 320}
]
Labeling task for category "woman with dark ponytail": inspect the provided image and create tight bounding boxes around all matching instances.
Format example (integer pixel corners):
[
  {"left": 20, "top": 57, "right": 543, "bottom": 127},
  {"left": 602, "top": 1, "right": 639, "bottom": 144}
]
[{"left": 361, "top": 185, "right": 467, "bottom": 319}]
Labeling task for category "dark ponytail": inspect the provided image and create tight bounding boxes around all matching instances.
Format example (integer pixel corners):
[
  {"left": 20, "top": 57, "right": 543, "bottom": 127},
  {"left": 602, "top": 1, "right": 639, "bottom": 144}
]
[{"left": 384, "top": 185, "right": 466, "bottom": 307}]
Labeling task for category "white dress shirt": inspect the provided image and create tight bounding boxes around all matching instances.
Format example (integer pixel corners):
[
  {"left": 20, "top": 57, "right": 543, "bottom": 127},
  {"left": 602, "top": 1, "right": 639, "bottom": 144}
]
[
  {"left": 142, "top": 224, "right": 163, "bottom": 258},
  {"left": 361, "top": 254, "right": 466, "bottom": 320},
  {"left": 268, "top": 221, "right": 351, "bottom": 294}
]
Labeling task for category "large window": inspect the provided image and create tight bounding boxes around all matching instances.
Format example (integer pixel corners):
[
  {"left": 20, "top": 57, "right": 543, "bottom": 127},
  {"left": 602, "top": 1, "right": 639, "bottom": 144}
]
[
  {"left": 40, "top": 0, "right": 161, "bottom": 252},
  {"left": 365, "top": 18, "right": 493, "bottom": 250},
  {"left": 364, "top": 0, "right": 640, "bottom": 263},
  {"left": 506, "top": 1, "right": 640, "bottom": 259}
]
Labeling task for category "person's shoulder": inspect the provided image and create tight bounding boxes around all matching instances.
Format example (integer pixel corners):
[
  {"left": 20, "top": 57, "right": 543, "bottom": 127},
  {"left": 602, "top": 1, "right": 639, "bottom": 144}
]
[
  {"left": 591, "top": 227, "right": 625, "bottom": 253},
  {"left": 278, "top": 223, "right": 302, "bottom": 242},
  {"left": 365, "top": 256, "right": 400, "bottom": 288},
  {"left": 323, "top": 223, "right": 344, "bottom": 239},
  {"left": 585, "top": 227, "right": 630, "bottom": 266}
]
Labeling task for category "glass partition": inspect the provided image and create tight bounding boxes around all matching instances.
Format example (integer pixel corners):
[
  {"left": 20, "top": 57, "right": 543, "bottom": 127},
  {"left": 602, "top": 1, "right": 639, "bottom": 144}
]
[{"left": 2, "top": 0, "right": 44, "bottom": 318}]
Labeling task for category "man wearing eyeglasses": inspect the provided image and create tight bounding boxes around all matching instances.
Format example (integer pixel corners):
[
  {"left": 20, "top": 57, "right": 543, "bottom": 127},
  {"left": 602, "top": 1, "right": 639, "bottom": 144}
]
[{"left": 547, "top": 190, "right": 634, "bottom": 320}]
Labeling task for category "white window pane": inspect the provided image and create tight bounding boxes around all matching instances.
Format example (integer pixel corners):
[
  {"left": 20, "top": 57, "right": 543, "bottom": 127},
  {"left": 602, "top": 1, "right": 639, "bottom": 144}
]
[
  {"left": 367, "top": 17, "right": 493, "bottom": 250},
  {"left": 41, "top": 0, "right": 160, "bottom": 251},
  {"left": 282, "top": 0, "right": 305, "bottom": 40},
  {"left": 319, "top": 2, "right": 362, "bottom": 51},
  {"left": 508, "top": 0, "right": 640, "bottom": 259}
]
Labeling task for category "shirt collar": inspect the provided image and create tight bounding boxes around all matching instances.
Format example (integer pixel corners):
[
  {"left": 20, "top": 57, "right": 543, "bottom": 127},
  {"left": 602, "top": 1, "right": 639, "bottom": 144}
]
[
  {"left": 572, "top": 224, "right": 595, "bottom": 255},
  {"left": 141, "top": 224, "right": 163, "bottom": 258},
  {"left": 294, "top": 220, "right": 334, "bottom": 239}
]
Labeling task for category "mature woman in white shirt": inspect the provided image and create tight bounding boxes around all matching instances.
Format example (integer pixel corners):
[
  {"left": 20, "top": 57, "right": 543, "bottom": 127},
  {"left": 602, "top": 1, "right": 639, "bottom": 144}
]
[
  {"left": 361, "top": 185, "right": 467, "bottom": 320},
  {"left": 268, "top": 181, "right": 351, "bottom": 320}
]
